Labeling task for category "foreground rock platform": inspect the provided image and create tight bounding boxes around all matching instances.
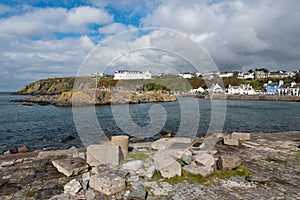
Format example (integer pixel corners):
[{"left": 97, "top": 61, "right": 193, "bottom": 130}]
[{"left": 0, "top": 131, "right": 299, "bottom": 199}]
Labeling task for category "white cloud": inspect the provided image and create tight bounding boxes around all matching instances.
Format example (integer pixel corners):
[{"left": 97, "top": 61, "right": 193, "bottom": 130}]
[
  {"left": 98, "top": 23, "right": 135, "bottom": 35},
  {"left": 65, "top": 6, "right": 113, "bottom": 26},
  {"left": 0, "top": 6, "right": 113, "bottom": 38}
]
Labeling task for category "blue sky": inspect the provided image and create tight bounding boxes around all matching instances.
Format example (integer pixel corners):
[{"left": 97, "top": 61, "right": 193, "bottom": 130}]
[{"left": 0, "top": 0, "right": 299, "bottom": 91}]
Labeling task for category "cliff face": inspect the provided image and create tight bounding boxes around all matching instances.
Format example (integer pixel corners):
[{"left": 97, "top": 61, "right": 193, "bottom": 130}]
[
  {"left": 16, "top": 77, "right": 75, "bottom": 95},
  {"left": 14, "top": 90, "right": 177, "bottom": 107}
]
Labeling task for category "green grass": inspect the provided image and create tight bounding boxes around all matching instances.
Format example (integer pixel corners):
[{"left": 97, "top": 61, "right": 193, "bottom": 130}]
[
  {"left": 126, "top": 152, "right": 149, "bottom": 161},
  {"left": 149, "top": 166, "right": 251, "bottom": 186}
]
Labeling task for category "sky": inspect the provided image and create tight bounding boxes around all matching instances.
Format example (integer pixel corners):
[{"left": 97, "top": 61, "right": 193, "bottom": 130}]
[{"left": 0, "top": 0, "right": 299, "bottom": 91}]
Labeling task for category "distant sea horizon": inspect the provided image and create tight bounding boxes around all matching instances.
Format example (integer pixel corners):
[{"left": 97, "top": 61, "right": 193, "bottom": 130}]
[{"left": 0, "top": 92, "right": 299, "bottom": 152}]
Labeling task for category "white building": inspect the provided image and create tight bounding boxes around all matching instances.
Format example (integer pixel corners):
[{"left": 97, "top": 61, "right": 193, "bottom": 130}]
[
  {"left": 219, "top": 72, "right": 234, "bottom": 78},
  {"left": 227, "top": 84, "right": 256, "bottom": 95},
  {"left": 189, "top": 87, "right": 205, "bottom": 94},
  {"left": 279, "top": 82, "right": 300, "bottom": 96},
  {"left": 238, "top": 72, "right": 255, "bottom": 79},
  {"left": 179, "top": 72, "right": 194, "bottom": 79},
  {"left": 113, "top": 70, "right": 151, "bottom": 80},
  {"left": 208, "top": 83, "right": 224, "bottom": 94}
]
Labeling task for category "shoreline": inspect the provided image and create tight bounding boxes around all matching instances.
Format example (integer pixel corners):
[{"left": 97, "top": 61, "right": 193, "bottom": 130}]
[{"left": 204, "top": 94, "right": 300, "bottom": 102}]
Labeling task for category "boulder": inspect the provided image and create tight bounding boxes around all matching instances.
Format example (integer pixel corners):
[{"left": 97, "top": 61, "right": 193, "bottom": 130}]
[
  {"left": 223, "top": 137, "right": 239, "bottom": 146},
  {"left": 151, "top": 137, "right": 192, "bottom": 150},
  {"left": 182, "top": 153, "right": 193, "bottom": 165},
  {"left": 52, "top": 158, "right": 89, "bottom": 177},
  {"left": 64, "top": 179, "right": 82, "bottom": 195},
  {"left": 154, "top": 151, "right": 181, "bottom": 178},
  {"left": 145, "top": 165, "right": 156, "bottom": 178},
  {"left": 129, "top": 184, "right": 147, "bottom": 200},
  {"left": 9, "top": 147, "right": 18, "bottom": 154},
  {"left": 231, "top": 132, "right": 251, "bottom": 141},
  {"left": 87, "top": 143, "right": 121, "bottom": 166},
  {"left": 18, "top": 146, "right": 29, "bottom": 153},
  {"left": 122, "top": 160, "right": 143, "bottom": 172},
  {"left": 183, "top": 165, "right": 214, "bottom": 177},
  {"left": 89, "top": 173, "right": 126, "bottom": 196},
  {"left": 217, "top": 155, "right": 241, "bottom": 171},
  {"left": 193, "top": 153, "right": 215, "bottom": 167}
]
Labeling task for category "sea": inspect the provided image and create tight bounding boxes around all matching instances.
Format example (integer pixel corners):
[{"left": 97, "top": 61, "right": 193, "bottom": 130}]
[{"left": 0, "top": 92, "right": 299, "bottom": 152}]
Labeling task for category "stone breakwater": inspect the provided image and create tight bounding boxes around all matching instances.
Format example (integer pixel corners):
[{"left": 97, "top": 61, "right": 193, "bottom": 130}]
[
  {"left": 13, "top": 89, "right": 177, "bottom": 107},
  {"left": 0, "top": 131, "right": 299, "bottom": 199}
]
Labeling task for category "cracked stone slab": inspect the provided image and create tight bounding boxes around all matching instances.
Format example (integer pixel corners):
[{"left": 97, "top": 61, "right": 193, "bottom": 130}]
[{"left": 52, "top": 158, "right": 89, "bottom": 177}]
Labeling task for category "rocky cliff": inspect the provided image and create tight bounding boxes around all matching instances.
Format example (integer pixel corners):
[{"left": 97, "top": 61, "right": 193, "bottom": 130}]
[
  {"left": 16, "top": 77, "right": 75, "bottom": 95},
  {"left": 15, "top": 90, "right": 177, "bottom": 107}
]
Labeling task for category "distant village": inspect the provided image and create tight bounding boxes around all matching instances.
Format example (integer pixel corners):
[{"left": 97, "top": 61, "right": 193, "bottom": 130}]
[{"left": 91, "top": 68, "right": 300, "bottom": 96}]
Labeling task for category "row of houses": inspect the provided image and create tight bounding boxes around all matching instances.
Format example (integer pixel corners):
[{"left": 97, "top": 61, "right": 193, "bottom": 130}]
[{"left": 190, "top": 81, "right": 300, "bottom": 96}]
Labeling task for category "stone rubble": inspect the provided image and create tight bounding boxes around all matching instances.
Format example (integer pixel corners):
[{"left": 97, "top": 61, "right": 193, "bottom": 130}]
[{"left": 0, "top": 131, "right": 299, "bottom": 199}]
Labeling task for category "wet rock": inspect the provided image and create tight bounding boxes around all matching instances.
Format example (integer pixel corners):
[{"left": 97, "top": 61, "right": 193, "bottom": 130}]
[
  {"left": 193, "top": 153, "right": 215, "bottom": 167},
  {"left": 64, "top": 179, "right": 82, "bottom": 195},
  {"left": 9, "top": 147, "right": 18, "bottom": 154},
  {"left": 59, "top": 135, "right": 76, "bottom": 143},
  {"left": 223, "top": 137, "right": 239, "bottom": 146},
  {"left": 217, "top": 155, "right": 241, "bottom": 171},
  {"left": 122, "top": 160, "right": 143, "bottom": 172},
  {"left": 231, "top": 132, "right": 251, "bottom": 141},
  {"left": 89, "top": 173, "right": 126, "bottom": 196},
  {"left": 86, "top": 143, "right": 121, "bottom": 166},
  {"left": 18, "top": 145, "right": 29, "bottom": 153},
  {"left": 52, "top": 158, "right": 89, "bottom": 177},
  {"left": 154, "top": 151, "right": 181, "bottom": 178},
  {"left": 129, "top": 184, "right": 147, "bottom": 200},
  {"left": 183, "top": 165, "right": 214, "bottom": 177}
]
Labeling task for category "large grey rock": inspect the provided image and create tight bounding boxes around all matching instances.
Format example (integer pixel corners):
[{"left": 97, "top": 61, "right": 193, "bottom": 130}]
[
  {"left": 122, "top": 160, "right": 143, "bottom": 172},
  {"left": 64, "top": 179, "right": 82, "bottom": 195},
  {"left": 183, "top": 165, "right": 214, "bottom": 177},
  {"left": 129, "top": 184, "right": 147, "bottom": 200},
  {"left": 52, "top": 158, "right": 89, "bottom": 177},
  {"left": 154, "top": 151, "right": 181, "bottom": 178},
  {"left": 231, "top": 132, "right": 251, "bottom": 141},
  {"left": 151, "top": 137, "right": 192, "bottom": 150},
  {"left": 193, "top": 153, "right": 215, "bottom": 167},
  {"left": 217, "top": 155, "right": 241, "bottom": 171},
  {"left": 89, "top": 173, "right": 126, "bottom": 196},
  {"left": 223, "top": 137, "right": 239, "bottom": 146},
  {"left": 145, "top": 165, "right": 156, "bottom": 178},
  {"left": 87, "top": 143, "right": 121, "bottom": 166}
]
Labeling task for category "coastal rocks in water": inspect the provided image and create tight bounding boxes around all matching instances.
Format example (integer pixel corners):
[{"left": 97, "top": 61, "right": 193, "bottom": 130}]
[
  {"left": 122, "top": 160, "right": 143, "bottom": 172},
  {"left": 52, "top": 158, "right": 89, "bottom": 177},
  {"left": 59, "top": 135, "right": 76, "bottom": 143},
  {"left": 183, "top": 165, "right": 214, "bottom": 177},
  {"left": 193, "top": 153, "right": 215, "bottom": 167},
  {"left": 217, "top": 155, "right": 241, "bottom": 171},
  {"left": 231, "top": 132, "right": 251, "bottom": 141},
  {"left": 18, "top": 146, "right": 29, "bottom": 153},
  {"left": 86, "top": 143, "right": 121, "bottom": 166},
  {"left": 9, "top": 147, "right": 18, "bottom": 154},
  {"left": 64, "top": 179, "right": 82, "bottom": 195},
  {"left": 89, "top": 173, "right": 126, "bottom": 196},
  {"left": 151, "top": 137, "right": 192, "bottom": 150},
  {"left": 223, "top": 137, "right": 239, "bottom": 146},
  {"left": 154, "top": 151, "right": 181, "bottom": 178},
  {"left": 129, "top": 184, "right": 147, "bottom": 200}
]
